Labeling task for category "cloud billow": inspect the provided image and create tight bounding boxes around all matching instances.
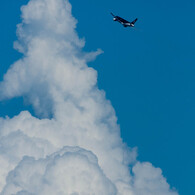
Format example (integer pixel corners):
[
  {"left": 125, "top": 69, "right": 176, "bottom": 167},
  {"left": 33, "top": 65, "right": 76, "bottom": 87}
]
[{"left": 0, "top": 0, "right": 178, "bottom": 194}]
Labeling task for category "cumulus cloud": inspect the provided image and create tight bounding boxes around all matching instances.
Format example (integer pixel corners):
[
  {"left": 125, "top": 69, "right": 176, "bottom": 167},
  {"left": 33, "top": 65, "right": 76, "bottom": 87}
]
[
  {"left": 0, "top": 0, "right": 178, "bottom": 194},
  {"left": 2, "top": 147, "right": 117, "bottom": 195},
  {"left": 132, "top": 162, "right": 178, "bottom": 195}
]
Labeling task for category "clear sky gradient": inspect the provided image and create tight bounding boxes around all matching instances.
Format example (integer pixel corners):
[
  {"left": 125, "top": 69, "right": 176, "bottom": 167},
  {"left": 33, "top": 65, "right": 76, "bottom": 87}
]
[{"left": 0, "top": 0, "right": 195, "bottom": 194}]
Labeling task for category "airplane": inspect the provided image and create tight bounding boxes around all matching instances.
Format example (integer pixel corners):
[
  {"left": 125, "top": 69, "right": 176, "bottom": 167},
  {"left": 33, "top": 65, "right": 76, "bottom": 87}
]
[{"left": 111, "top": 12, "right": 138, "bottom": 27}]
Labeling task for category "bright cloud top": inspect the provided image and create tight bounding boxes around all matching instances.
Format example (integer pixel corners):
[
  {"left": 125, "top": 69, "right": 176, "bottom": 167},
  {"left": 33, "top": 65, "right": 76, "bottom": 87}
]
[{"left": 0, "top": 0, "right": 178, "bottom": 194}]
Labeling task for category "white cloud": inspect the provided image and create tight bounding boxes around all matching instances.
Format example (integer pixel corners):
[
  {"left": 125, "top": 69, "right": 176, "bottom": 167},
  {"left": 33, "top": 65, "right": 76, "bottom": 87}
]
[
  {"left": 132, "top": 162, "right": 178, "bottom": 195},
  {"left": 2, "top": 147, "right": 117, "bottom": 195},
  {"left": 0, "top": 0, "right": 179, "bottom": 194}
]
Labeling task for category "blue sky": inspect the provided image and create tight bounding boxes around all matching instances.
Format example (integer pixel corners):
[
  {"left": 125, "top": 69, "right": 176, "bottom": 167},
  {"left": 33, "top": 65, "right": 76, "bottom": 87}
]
[{"left": 0, "top": 0, "right": 195, "bottom": 194}]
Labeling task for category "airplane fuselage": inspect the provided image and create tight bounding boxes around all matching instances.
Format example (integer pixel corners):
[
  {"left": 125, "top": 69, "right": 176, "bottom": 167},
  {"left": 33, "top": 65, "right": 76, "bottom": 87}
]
[
  {"left": 112, "top": 14, "right": 137, "bottom": 28},
  {"left": 113, "top": 19, "right": 134, "bottom": 27}
]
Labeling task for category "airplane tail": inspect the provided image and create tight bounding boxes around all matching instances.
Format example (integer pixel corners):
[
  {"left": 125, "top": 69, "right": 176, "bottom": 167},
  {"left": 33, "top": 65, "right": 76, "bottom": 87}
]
[{"left": 131, "top": 18, "right": 138, "bottom": 24}]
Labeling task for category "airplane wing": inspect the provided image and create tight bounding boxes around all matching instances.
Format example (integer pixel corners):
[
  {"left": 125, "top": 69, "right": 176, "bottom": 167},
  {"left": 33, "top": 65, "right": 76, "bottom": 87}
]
[
  {"left": 110, "top": 12, "right": 115, "bottom": 17},
  {"left": 131, "top": 18, "right": 138, "bottom": 24}
]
